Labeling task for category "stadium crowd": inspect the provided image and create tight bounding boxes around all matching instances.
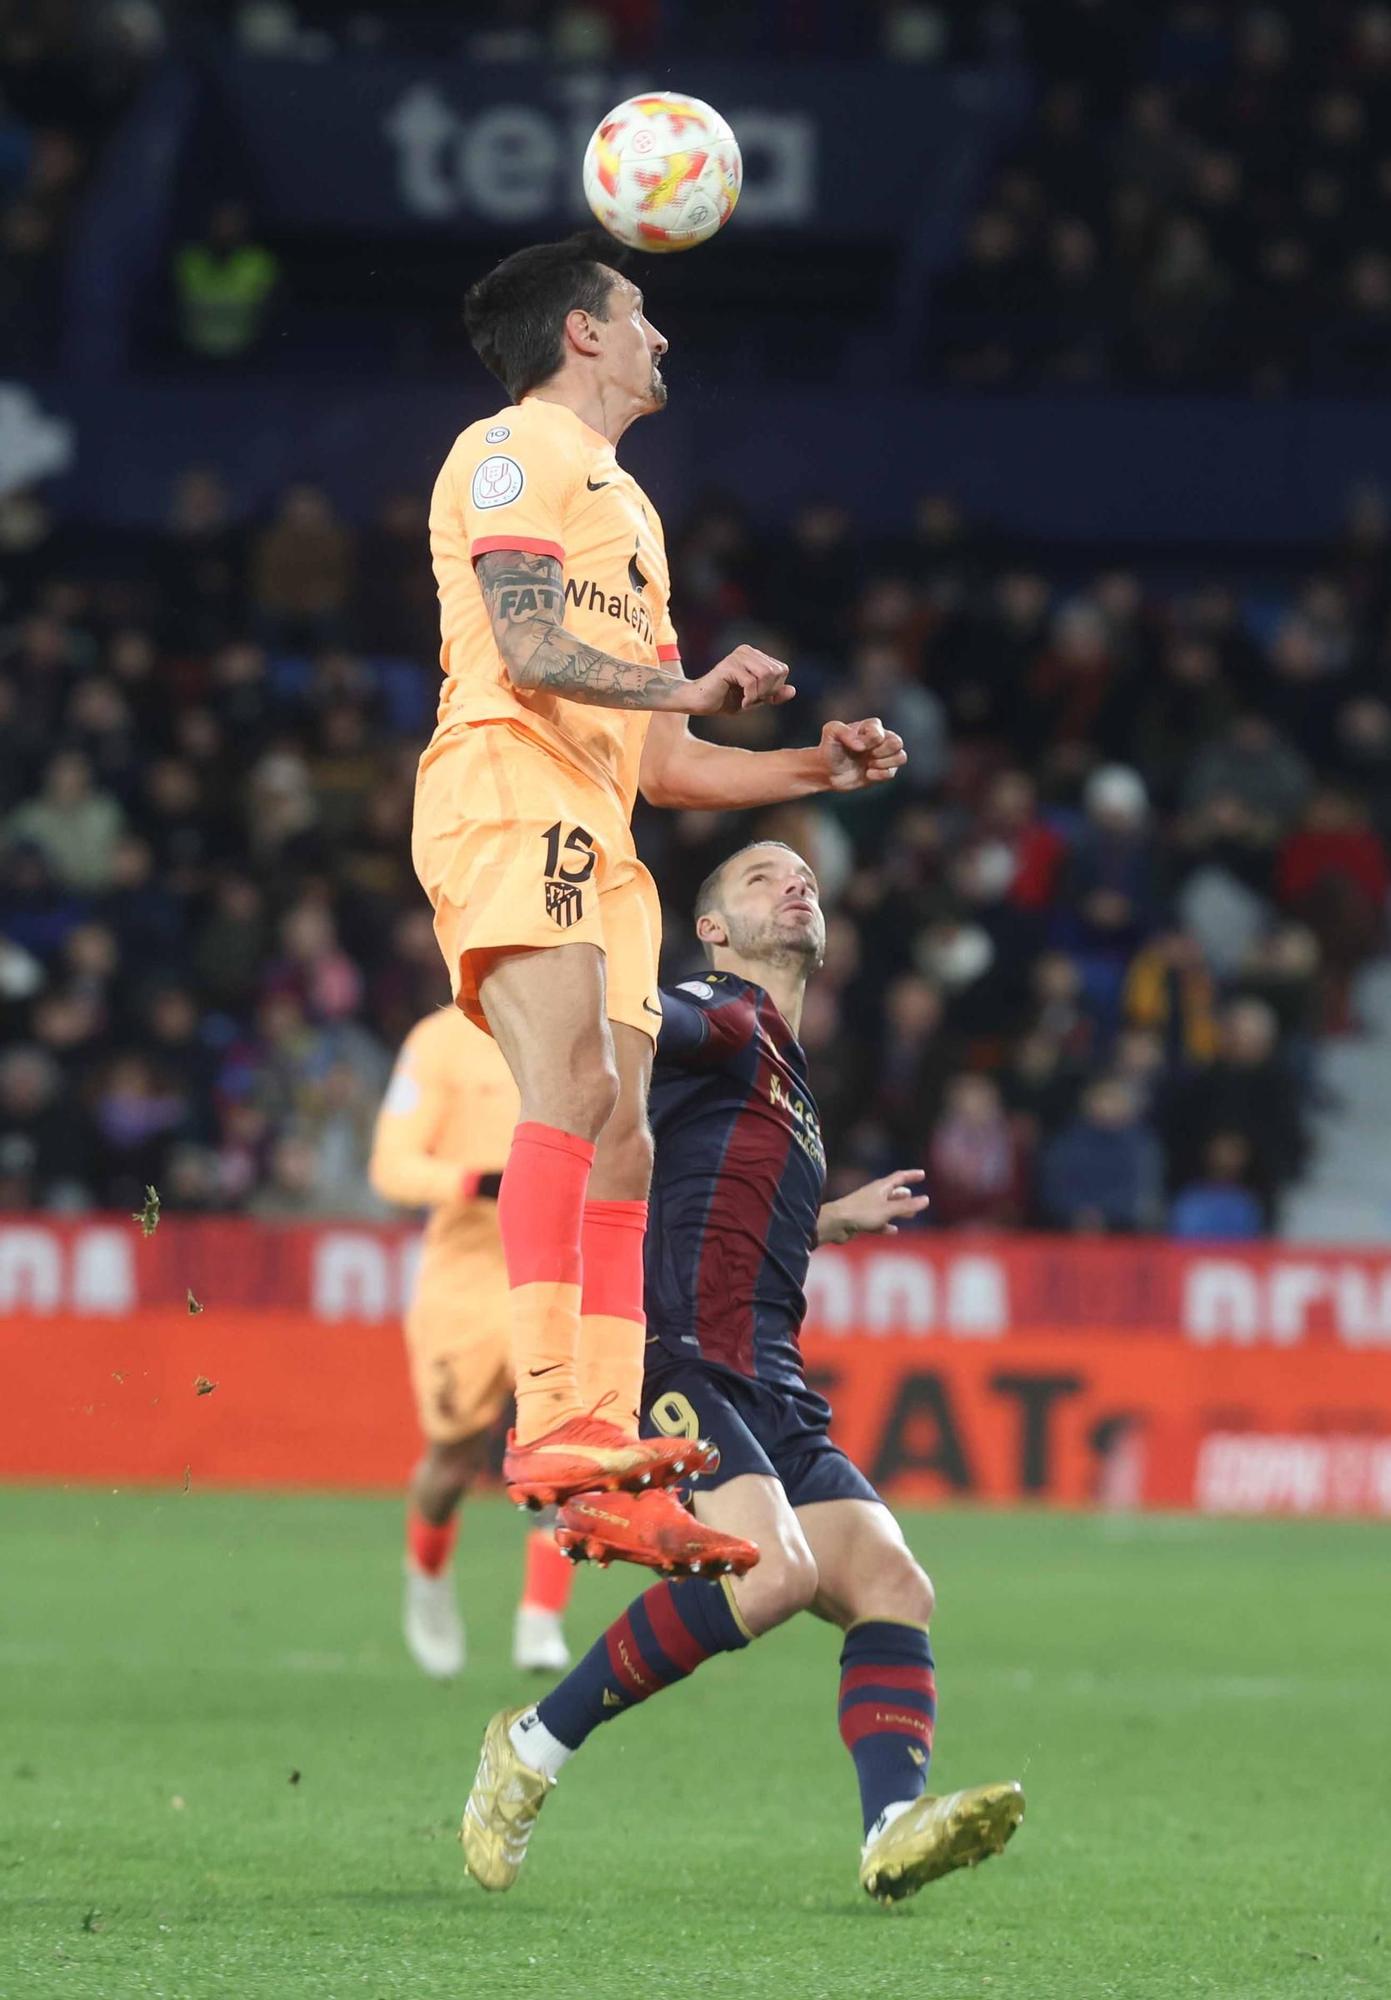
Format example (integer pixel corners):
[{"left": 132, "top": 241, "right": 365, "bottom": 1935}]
[
  {"left": 3, "top": 468, "right": 1388, "bottom": 1237},
  {"left": 933, "top": 2, "right": 1391, "bottom": 390}
]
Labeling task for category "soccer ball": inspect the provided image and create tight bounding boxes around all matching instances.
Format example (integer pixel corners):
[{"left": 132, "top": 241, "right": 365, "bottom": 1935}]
[{"left": 582, "top": 92, "right": 742, "bottom": 253}]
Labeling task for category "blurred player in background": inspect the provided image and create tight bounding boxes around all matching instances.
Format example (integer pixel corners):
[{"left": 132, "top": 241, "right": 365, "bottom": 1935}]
[
  {"left": 369, "top": 1008, "right": 573, "bottom": 1679},
  {"left": 461, "top": 844, "right": 1024, "bottom": 1905},
  {"left": 413, "top": 231, "right": 905, "bottom": 1574}
]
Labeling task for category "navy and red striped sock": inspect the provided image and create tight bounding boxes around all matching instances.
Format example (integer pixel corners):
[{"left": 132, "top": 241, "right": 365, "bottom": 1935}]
[
  {"left": 536, "top": 1576, "right": 749, "bottom": 1750},
  {"left": 838, "top": 1619, "right": 937, "bottom": 1836}
]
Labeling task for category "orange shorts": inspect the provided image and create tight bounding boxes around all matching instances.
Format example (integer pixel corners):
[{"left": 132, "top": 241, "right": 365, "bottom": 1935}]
[
  {"left": 412, "top": 720, "right": 662, "bottom": 1042},
  {"left": 405, "top": 1213, "right": 512, "bottom": 1444}
]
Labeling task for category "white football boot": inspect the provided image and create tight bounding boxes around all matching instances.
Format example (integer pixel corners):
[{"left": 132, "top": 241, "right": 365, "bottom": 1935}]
[
  {"left": 403, "top": 1563, "right": 466, "bottom": 1678},
  {"left": 512, "top": 1606, "right": 571, "bottom": 1673}
]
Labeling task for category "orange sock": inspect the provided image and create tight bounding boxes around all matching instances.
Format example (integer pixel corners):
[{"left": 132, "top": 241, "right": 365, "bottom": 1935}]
[
  {"left": 520, "top": 1527, "right": 575, "bottom": 1615},
  {"left": 575, "top": 1198, "right": 648, "bottom": 1435},
  {"left": 406, "top": 1508, "right": 457, "bottom": 1578},
  {"left": 497, "top": 1121, "right": 595, "bottom": 1442}
]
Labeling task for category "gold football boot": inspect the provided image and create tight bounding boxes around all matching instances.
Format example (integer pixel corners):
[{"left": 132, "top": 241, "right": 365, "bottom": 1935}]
[
  {"left": 860, "top": 1781, "right": 1025, "bottom": 1905},
  {"left": 460, "top": 1708, "right": 554, "bottom": 1892}
]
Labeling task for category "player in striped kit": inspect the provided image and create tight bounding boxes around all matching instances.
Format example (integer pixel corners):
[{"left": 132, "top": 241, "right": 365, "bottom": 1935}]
[{"left": 461, "top": 843, "right": 1025, "bottom": 1903}]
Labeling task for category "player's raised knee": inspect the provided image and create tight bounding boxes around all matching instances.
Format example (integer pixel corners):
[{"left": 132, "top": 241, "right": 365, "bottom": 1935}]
[
  {"left": 738, "top": 1535, "right": 819, "bottom": 1634},
  {"left": 849, "top": 1541, "right": 935, "bottom": 1628},
  {"left": 893, "top": 1554, "right": 935, "bottom": 1627}
]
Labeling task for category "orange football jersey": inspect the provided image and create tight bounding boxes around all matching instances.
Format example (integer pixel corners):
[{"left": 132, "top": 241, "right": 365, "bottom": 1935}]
[
  {"left": 369, "top": 1007, "right": 518, "bottom": 1245},
  {"left": 428, "top": 395, "right": 680, "bottom": 819}
]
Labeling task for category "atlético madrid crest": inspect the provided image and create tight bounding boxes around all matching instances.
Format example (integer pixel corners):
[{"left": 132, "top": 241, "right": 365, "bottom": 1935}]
[{"left": 546, "top": 880, "right": 584, "bottom": 928}]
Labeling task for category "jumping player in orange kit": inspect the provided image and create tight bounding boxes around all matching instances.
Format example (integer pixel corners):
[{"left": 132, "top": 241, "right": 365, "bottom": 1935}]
[
  {"left": 412, "top": 232, "right": 906, "bottom": 1575},
  {"left": 369, "top": 1007, "right": 573, "bottom": 1680}
]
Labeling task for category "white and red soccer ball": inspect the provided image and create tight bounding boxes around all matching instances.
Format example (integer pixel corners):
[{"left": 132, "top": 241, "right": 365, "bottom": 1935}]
[{"left": 583, "top": 92, "right": 742, "bottom": 253}]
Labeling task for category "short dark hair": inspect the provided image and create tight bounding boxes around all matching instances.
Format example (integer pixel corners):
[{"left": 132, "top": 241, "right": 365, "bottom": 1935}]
[
  {"left": 693, "top": 841, "right": 800, "bottom": 965},
  {"left": 463, "top": 233, "right": 625, "bottom": 401}
]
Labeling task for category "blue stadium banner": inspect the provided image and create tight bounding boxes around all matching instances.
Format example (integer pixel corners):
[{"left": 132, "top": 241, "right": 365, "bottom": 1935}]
[{"left": 208, "top": 60, "right": 1024, "bottom": 238}]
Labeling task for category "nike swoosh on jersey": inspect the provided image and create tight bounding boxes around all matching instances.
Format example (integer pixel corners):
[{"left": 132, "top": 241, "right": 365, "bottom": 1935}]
[
  {"left": 642, "top": 998, "right": 663, "bottom": 1017},
  {"left": 586, "top": 476, "right": 610, "bottom": 491}
]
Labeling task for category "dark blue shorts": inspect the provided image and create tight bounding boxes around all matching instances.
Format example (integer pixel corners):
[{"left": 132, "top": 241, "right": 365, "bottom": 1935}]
[{"left": 640, "top": 1357, "right": 881, "bottom": 1512}]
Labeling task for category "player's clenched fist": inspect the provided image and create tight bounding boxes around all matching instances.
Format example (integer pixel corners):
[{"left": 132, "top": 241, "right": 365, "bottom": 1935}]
[
  {"left": 680, "top": 645, "right": 794, "bottom": 715},
  {"left": 820, "top": 717, "right": 907, "bottom": 791}
]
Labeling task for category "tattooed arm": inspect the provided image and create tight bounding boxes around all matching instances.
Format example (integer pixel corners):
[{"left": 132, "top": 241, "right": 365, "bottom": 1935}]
[
  {"left": 474, "top": 549, "right": 795, "bottom": 716},
  {"left": 475, "top": 549, "right": 684, "bottom": 709}
]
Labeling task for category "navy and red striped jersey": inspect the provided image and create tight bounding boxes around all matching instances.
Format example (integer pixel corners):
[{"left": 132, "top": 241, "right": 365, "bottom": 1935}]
[{"left": 645, "top": 971, "right": 826, "bottom": 1389}]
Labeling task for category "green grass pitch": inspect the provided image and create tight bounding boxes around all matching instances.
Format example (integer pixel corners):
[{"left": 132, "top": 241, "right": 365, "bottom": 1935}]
[{"left": 2, "top": 1489, "right": 1387, "bottom": 2000}]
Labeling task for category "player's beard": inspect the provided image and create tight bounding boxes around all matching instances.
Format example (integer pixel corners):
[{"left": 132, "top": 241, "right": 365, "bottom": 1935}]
[
  {"left": 647, "top": 362, "right": 668, "bottom": 408},
  {"left": 733, "top": 911, "right": 825, "bottom": 973}
]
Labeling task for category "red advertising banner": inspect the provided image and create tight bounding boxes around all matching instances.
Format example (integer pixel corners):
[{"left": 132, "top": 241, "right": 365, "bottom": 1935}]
[
  {"left": 4, "top": 1221, "right": 1390, "bottom": 1514},
  {"left": 2, "top": 1309, "right": 419, "bottom": 1489},
  {"left": 5, "top": 1218, "right": 1391, "bottom": 1347},
  {"left": 799, "top": 1332, "right": 1391, "bottom": 1515}
]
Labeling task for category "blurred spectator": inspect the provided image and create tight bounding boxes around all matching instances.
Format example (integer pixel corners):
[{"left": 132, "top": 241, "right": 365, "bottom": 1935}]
[
  {"left": 161, "top": 1141, "right": 226, "bottom": 1214},
  {"left": 143, "top": 984, "right": 220, "bottom": 1138},
  {"left": 194, "top": 872, "right": 270, "bottom": 1014},
  {"left": 1028, "top": 951, "right": 1102, "bottom": 1067},
  {"left": 766, "top": 502, "right": 858, "bottom": 652},
  {"left": 1177, "top": 714, "right": 1313, "bottom": 974},
  {"left": 833, "top": 636, "right": 949, "bottom": 793},
  {"left": 1025, "top": 600, "right": 1127, "bottom": 769},
  {"left": 299, "top": 1059, "right": 386, "bottom": 1217},
  {"left": 976, "top": 770, "right": 1067, "bottom": 916},
  {"left": 173, "top": 202, "right": 279, "bottom": 362},
  {"left": 309, "top": 705, "right": 379, "bottom": 844},
  {"left": 136, "top": 756, "right": 228, "bottom": 896},
  {"left": 1132, "top": 636, "right": 1236, "bottom": 811},
  {"left": 97, "top": 834, "right": 184, "bottom": 966},
  {"left": 1123, "top": 931, "right": 1219, "bottom": 1066},
  {"left": 1170, "top": 1132, "right": 1265, "bottom": 1241},
  {"left": 249, "top": 486, "right": 354, "bottom": 646},
  {"left": 927, "top": 1073, "right": 1029, "bottom": 1228},
  {"left": 1161, "top": 998, "right": 1307, "bottom": 1222},
  {"left": 63, "top": 677, "right": 137, "bottom": 800},
  {"left": 1110, "top": 1025, "right": 1168, "bottom": 1121},
  {"left": 0, "top": 1044, "right": 93, "bottom": 1208},
  {"left": 263, "top": 901, "right": 363, "bottom": 1023},
  {"left": 244, "top": 745, "right": 319, "bottom": 863},
  {"left": 1062, "top": 764, "right": 1161, "bottom": 962},
  {"left": 0, "top": 843, "right": 87, "bottom": 960},
  {"left": 1001, "top": 1030, "right": 1079, "bottom": 1149},
  {"left": 88, "top": 1052, "right": 192, "bottom": 1210},
  {"left": 161, "top": 468, "right": 247, "bottom": 650},
  {"left": 871, "top": 971, "right": 955, "bottom": 1154},
  {"left": 248, "top": 1130, "right": 341, "bottom": 1219},
  {"left": 1276, "top": 787, "right": 1389, "bottom": 1026},
  {"left": 358, "top": 493, "right": 437, "bottom": 655},
  {"left": 1038, "top": 1075, "right": 1164, "bottom": 1233},
  {"left": 1132, "top": 215, "right": 1233, "bottom": 384},
  {"left": 4, "top": 751, "right": 125, "bottom": 890},
  {"left": 1233, "top": 925, "right": 1322, "bottom": 1086}
]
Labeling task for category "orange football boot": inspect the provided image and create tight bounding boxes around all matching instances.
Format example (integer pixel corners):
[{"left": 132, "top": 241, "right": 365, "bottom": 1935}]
[
  {"left": 554, "top": 1486, "right": 759, "bottom": 1577},
  {"left": 503, "top": 1412, "right": 718, "bottom": 1509}
]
